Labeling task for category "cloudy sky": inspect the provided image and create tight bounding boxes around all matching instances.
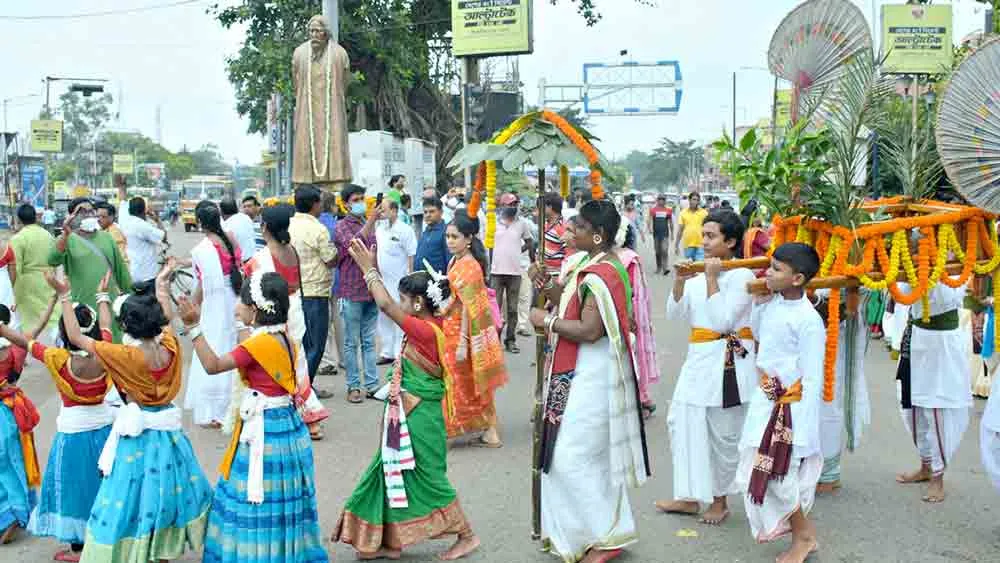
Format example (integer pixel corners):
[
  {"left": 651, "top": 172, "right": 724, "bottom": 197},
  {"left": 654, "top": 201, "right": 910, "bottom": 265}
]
[{"left": 0, "top": 1, "right": 989, "bottom": 165}]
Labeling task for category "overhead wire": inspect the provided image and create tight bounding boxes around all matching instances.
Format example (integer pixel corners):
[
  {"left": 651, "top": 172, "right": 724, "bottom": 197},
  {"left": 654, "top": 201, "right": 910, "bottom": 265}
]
[{"left": 0, "top": 0, "right": 205, "bottom": 21}]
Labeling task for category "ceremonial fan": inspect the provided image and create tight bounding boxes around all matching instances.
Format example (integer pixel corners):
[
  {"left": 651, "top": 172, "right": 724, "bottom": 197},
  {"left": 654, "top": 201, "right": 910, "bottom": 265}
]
[
  {"left": 936, "top": 37, "right": 1000, "bottom": 212},
  {"left": 767, "top": 0, "right": 872, "bottom": 122}
]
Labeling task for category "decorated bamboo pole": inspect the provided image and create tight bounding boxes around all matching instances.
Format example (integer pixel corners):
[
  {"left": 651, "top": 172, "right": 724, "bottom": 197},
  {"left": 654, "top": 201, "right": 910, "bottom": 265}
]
[{"left": 530, "top": 167, "right": 546, "bottom": 540}]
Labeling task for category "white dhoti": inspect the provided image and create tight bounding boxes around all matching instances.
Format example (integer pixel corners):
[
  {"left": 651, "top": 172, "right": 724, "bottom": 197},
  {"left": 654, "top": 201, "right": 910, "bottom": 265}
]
[
  {"left": 981, "top": 373, "right": 1000, "bottom": 491},
  {"left": 899, "top": 402, "right": 969, "bottom": 476},
  {"left": 667, "top": 402, "right": 744, "bottom": 506},
  {"left": 736, "top": 450, "right": 823, "bottom": 544}
]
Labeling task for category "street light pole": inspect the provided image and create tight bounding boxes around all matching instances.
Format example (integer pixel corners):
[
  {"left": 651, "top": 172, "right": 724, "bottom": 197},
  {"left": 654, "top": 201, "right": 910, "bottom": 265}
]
[{"left": 732, "top": 72, "right": 737, "bottom": 142}]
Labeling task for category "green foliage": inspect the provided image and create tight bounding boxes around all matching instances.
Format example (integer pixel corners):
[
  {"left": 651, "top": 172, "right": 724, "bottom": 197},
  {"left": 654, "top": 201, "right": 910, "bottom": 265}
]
[
  {"left": 550, "top": 0, "right": 657, "bottom": 26},
  {"left": 875, "top": 95, "right": 941, "bottom": 201},
  {"left": 714, "top": 122, "right": 835, "bottom": 221}
]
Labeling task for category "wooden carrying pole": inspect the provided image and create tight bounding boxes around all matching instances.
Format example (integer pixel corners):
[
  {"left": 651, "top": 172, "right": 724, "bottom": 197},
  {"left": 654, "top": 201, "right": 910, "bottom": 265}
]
[
  {"left": 675, "top": 257, "right": 990, "bottom": 295},
  {"left": 530, "top": 168, "right": 546, "bottom": 540}
]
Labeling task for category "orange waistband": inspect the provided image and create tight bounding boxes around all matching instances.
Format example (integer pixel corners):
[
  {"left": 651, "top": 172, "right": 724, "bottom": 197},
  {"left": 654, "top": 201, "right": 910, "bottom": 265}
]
[
  {"left": 758, "top": 373, "right": 803, "bottom": 404},
  {"left": 689, "top": 327, "right": 754, "bottom": 344}
]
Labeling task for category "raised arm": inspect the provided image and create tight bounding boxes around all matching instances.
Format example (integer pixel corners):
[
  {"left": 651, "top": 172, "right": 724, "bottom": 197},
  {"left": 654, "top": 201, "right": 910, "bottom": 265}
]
[
  {"left": 177, "top": 296, "right": 238, "bottom": 374},
  {"left": 348, "top": 239, "right": 408, "bottom": 327},
  {"left": 156, "top": 258, "right": 177, "bottom": 322},
  {"left": 48, "top": 273, "right": 97, "bottom": 355},
  {"left": 26, "top": 290, "right": 59, "bottom": 340}
]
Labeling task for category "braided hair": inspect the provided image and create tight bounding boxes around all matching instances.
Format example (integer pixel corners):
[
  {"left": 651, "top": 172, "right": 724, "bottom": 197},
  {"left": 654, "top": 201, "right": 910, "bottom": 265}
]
[{"left": 196, "top": 200, "right": 242, "bottom": 296}]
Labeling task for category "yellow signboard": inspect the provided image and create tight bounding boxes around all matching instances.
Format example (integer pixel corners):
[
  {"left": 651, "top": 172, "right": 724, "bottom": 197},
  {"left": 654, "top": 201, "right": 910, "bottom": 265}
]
[
  {"left": 452, "top": 0, "right": 533, "bottom": 58},
  {"left": 112, "top": 154, "right": 135, "bottom": 175},
  {"left": 774, "top": 89, "right": 792, "bottom": 128},
  {"left": 30, "top": 120, "right": 63, "bottom": 153},
  {"left": 882, "top": 4, "right": 953, "bottom": 74},
  {"left": 73, "top": 186, "right": 91, "bottom": 197}
]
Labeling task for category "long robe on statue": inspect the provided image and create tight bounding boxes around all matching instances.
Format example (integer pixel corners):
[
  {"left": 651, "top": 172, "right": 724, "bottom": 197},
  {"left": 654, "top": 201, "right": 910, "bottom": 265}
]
[{"left": 291, "top": 36, "right": 352, "bottom": 186}]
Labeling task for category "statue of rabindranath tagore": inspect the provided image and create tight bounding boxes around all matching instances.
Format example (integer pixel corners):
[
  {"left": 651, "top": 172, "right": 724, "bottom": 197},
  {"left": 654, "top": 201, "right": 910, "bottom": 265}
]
[{"left": 292, "top": 14, "right": 352, "bottom": 187}]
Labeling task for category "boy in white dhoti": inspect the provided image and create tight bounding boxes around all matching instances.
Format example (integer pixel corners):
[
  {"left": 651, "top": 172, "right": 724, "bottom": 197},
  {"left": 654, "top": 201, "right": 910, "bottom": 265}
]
[
  {"left": 656, "top": 210, "right": 755, "bottom": 525},
  {"left": 735, "top": 242, "right": 825, "bottom": 563},
  {"left": 895, "top": 281, "right": 971, "bottom": 503}
]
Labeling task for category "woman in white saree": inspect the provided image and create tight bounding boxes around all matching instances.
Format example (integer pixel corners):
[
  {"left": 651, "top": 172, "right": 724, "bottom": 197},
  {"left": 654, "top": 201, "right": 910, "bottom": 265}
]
[
  {"left": 530, "top": 200, "right": 649, "bottom": 563},
  {"left": 184, "top": 201, "right": 241, "bottom": 428}
]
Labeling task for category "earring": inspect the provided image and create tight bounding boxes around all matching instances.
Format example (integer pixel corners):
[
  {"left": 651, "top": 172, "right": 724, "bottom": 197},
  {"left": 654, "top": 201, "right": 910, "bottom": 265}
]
[
  {"left": 593, "top": 235, "right": 603, "bottom": 245},
  {"left": 414, "top": 302, "right": 422, "bottom": 312}
]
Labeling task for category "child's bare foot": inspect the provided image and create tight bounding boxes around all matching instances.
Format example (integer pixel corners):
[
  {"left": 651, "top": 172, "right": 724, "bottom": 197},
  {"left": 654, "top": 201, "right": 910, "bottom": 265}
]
[
  {"left": 815, "top": 481, "right": 841, "bottom": 495},
  {"left": 699, "top": 498, "right": 729, "bottom": 525},
  {"left": 654, "top": 499, "right": 699, "bottom": 515},
  {"left": 896, "top": 466, "right": 931, "bottom": 484},
  {"left": 922, "top": 475, "right": 946, "bottom": 503},
  {"left": 357, "top": 548, "right": 401, "bottom": 560},
  {"left": 581, "top": 548, "right": 623, "bottom": 563},
  {"left": 439, "top": 534, "right": 480, "bottom": 560},
  {"left": 775, "top": 537, "right": 818, "bottom": 563},
  {"left": 0, "top": 523, "right": 19, "bottom": 544}
]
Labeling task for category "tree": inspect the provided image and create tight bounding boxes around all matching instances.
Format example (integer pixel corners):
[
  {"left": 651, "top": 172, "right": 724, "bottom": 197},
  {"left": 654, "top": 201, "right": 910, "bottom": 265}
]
[
  {"left": 213, "top": 1, "right": 634, "bottom": 188},
  {"left": 185, "top": 144, "right": 231, "bottom": 175},
  {"left": 647, "top": 138, "right": 705, "bottom": 190},
  {"left": 975, "top": 1, "right": 1000, "bottom": 34},
  {"left": 49, "top": 91, "right": 115, "bottom": 184},
  {"left": 550, "top": 0, "right": 657, "bottom": 26}
]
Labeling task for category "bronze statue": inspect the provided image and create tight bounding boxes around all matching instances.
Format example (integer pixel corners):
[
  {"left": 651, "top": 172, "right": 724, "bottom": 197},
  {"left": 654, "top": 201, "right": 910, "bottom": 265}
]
[{"left": 292, "top": 14, "right": 352, "bottom": 187}]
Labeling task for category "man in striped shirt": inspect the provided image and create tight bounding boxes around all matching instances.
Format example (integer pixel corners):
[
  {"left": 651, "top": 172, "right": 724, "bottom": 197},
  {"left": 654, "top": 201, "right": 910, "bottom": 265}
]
[{"left": 540, "top": 192, "right": 567, "bottom": 277}]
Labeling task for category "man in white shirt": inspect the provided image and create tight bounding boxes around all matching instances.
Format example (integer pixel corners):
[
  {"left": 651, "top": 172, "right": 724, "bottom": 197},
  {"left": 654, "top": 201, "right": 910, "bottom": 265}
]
[
  {"left": 116, "top": 185, "right": 167, "bottom": 284},
  {"left": 491, "top": 192, "right": 533, "bottom": 353},
  {"left": 220, "top": 198, "right": 257, "bottom": 262},
  {"left": 375, "top": 199, "right": 417, "bottom": 363}
]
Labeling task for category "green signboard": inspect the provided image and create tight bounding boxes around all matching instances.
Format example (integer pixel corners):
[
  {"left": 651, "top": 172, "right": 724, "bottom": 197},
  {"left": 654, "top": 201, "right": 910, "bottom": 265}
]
[
  {"left": 882, "top": 4, "right": 953, "bottom": 74},
  {"left": 452, "top": 0, "right": 533, "bottom": 58}
]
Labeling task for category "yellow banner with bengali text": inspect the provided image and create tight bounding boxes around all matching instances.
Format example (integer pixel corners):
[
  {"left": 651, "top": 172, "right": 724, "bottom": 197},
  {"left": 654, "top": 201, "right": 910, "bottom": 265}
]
[{"left": 452, "top": 0, "right": 533, "bottom": 57}]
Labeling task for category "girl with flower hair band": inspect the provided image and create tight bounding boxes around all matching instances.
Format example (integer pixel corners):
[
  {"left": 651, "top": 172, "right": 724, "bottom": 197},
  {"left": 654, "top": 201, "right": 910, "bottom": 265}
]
[
  {"left": 333, "top": 239, "right": 480, "bottom": 561},
  {"left": 179, "top": 268, "right": 327, "bottom": 563}
]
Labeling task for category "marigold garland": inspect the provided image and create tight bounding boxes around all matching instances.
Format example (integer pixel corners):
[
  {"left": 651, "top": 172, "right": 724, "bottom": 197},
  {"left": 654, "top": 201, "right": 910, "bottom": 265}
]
[
  {"left": 542, "top": 110, "right": 604, "bottom": 200},
  {"left": 485, "top": 160, "right": 498, "bottom": 248}
]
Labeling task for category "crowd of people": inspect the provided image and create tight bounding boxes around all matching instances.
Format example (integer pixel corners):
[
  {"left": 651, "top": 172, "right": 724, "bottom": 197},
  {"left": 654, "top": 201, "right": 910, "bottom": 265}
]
[{"left": 0, "top": 178, "right": 996, "bottom": 563}]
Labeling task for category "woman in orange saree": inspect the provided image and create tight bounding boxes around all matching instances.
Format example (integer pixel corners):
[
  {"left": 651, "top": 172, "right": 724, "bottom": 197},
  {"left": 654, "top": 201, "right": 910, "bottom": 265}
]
[{"left": 442, "top": 213, "right": 508, "bottom": 447}]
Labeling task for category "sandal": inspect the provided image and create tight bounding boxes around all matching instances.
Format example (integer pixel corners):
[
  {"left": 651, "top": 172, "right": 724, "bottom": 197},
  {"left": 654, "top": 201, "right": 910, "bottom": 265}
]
[
  {"left": 472, "top": 436, "right": 503, "bottom": 448},
  {"left": 505, "top": 343, "right": 521, "bottom": 354},
  {"left": 347, "top": 389, "right": 364, "bottom": 404}
]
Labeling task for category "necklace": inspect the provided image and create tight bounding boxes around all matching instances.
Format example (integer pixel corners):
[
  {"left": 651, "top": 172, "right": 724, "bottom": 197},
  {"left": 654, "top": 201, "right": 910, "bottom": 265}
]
[{"left": 306, "top": 42, "right": 332, "bottom": 180}]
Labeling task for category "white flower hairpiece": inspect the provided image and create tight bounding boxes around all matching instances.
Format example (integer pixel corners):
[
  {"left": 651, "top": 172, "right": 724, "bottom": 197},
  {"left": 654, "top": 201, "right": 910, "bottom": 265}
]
[
  {"left": 250, "top": 269, "right": 277, "bottom": 314},
  {"left": 614, "top": 217, "right": 629, "bottom": 247},
  {"left": 422, "top": 259, "right": 453, "bottom": 311},
  {"left": 73, "top": 302, "right": 97, "bottom": 333},
  {"left": 112, "top": 294, "right": 129, "bottom": 318}
]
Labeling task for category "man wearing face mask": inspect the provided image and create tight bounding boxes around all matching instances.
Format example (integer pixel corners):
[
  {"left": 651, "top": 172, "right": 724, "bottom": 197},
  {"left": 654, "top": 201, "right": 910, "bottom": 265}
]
[
  {"left": 49, "top": 197, "right": 132, "bottom": 342},
  {"left": 333, "top": 184, "right": 382, "bottom": 403},
  {"left": 491, "top": 192, "right": 534, "bottom": 353}
]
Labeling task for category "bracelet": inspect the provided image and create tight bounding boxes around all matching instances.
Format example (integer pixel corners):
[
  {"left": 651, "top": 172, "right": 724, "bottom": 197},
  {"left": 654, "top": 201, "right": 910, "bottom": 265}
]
[
  {"left": 95, "top": 293, "right": 111, "bottom": 305},
  {"left": 186, "top": 325, "right": 204, "bottom": 341},
  {"left": 546, "top": 314, "right": 558, "bottom": 334},
  {"left": 59, "top": 292, "right": 72, "bottom": 303}
]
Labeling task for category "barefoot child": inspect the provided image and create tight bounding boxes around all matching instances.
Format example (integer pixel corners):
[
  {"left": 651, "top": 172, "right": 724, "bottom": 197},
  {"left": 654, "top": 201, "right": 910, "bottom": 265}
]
[
  {"left": 736, "top": 242, "right": 825, "bottom": 563},
  {"left": 0, "top": 274, "right": 113, "bottom": 562},
  {"left": 0, "top": 298, "right": 53, "bottom": 545},
  {"left": 895, "top": 281, "right": 971, "bottom": 503},
  {"left": 334, "top": 242, "right": 480, "bottom": 560},
  {"left": 656, "top": 210, "right": 755, "bottom": 525}
]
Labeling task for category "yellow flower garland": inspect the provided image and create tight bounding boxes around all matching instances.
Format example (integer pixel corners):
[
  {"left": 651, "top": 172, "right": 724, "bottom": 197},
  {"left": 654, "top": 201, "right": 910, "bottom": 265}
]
[
  {"left": 485, "top": 160, "right": 498, "bottom": 248},
  {"left": 560, "top": 166, "right": 570, "bottom": 198}
]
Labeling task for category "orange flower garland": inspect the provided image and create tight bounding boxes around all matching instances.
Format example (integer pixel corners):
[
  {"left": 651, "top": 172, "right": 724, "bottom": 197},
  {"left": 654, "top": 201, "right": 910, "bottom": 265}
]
[
  {"left": 542, "top": 109, "right": 604, "bottom": 200},
  {"left": 769, "top": 200, "right": 1000, "bottom": 402},
  {"left": 467, "top": 163, "right": 486, "bottom": 218}
]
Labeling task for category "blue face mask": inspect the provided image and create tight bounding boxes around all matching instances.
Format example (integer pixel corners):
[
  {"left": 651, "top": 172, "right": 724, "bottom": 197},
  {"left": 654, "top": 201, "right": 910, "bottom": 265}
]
[{"left": 350, "top": 202, "right": 366, "bottom": 216}]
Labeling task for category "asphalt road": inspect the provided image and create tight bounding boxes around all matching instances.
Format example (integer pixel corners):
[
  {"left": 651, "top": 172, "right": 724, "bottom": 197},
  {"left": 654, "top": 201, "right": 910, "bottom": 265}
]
[{"left": 8, "top": 224, "right": 999, "bottom": 562}]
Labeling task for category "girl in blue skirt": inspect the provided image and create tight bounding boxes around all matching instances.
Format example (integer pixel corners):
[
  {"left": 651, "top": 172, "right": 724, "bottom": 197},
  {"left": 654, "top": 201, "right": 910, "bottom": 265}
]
[
  {"left": 59, "top": 267, "right": 212, "bottom": 563},
  {"left": 0, "top": 274, "right": 115, "bottom": 561},
  {"left": 0, "top": 296, "right": 56, "bottom": 545},
  {"left": 179, "top": 270, "right": 327, "bottom": 563}
]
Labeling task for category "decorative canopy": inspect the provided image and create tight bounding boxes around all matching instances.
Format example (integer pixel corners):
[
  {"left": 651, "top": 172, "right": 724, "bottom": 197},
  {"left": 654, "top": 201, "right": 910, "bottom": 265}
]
[
  {"left": 768, "top": 0, "right": 873, "bottom": 119},
  {"left": 936, "top": 37, "right": 1000, "bottom": 212}
]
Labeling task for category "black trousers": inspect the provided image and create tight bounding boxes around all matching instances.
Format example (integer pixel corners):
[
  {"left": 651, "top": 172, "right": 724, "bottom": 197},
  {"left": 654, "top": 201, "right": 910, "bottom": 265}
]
[{"left": 491, "top": 273, "right": 521, "bottom": 346}]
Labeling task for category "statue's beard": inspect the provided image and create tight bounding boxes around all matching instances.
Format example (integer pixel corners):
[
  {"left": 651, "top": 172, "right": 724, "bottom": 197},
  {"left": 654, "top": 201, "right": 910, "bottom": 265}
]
[{"left": 310, "top": 39, "right": 327, "bottom": 59}]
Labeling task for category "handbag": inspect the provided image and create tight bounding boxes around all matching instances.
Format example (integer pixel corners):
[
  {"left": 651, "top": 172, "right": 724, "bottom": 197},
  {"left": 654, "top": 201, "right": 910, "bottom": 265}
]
[{"left": 486, "top": 287, "right": 503, "bottom": 333}]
